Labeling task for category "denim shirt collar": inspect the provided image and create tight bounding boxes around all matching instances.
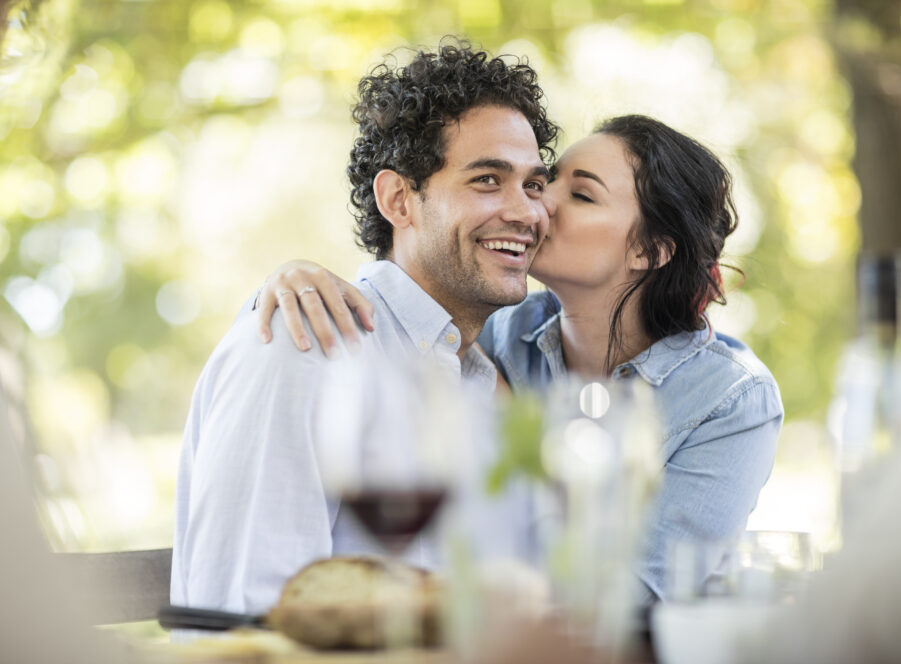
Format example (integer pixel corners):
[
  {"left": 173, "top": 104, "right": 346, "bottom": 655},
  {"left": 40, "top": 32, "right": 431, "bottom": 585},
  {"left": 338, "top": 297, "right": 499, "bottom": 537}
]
[
  {"left": 523, "top": 312, "right": 713, "bottom": 386},
  {"left": 627, "top": 323, "right": 713, "bottom": 386}
]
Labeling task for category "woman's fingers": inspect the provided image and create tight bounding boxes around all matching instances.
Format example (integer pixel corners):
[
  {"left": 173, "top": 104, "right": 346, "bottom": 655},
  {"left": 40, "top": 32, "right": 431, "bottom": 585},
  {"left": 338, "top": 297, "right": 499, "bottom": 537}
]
[
  {"left": 256, "top": 284, "right": 278, "bottom": 344},
  {"left": 277, "top": 289, "right": 313, "bottom": 351},
  {"left": 296, "top": 288, "right": 339, "bottom": 356},
  {"left": 344, "top": 286, "right": 375, "bottom": 332},
  {"left": 254, "top": 260, "right": 376, "bottom": 354},
  {"left": 313, "top": 274, "right": 362, "bottom": 352}
]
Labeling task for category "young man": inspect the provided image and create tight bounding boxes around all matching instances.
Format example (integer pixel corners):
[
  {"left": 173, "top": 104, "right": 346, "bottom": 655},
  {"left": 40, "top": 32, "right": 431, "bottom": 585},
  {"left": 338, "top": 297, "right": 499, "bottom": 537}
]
[{"left": 171, "top": 43, "right": 557, "bottom": 614}]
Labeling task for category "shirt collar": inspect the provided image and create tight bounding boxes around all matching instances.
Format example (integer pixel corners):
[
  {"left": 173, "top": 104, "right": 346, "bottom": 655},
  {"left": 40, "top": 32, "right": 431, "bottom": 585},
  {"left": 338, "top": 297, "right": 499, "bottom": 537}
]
[
  {"left": 521, "top": 310, "right": 562, "bottom": 344},
  {"left": 626, "top": 323, "right": 713, "bottom": 386},
  {"left": 356, "top": 261, "right": 453, "bottom": 353},
  {"left": 522, "top": 309, "right": 713, "bottom": 387},
  {"left": 356, "top": 260, "right": 497, "bottom": 391}
]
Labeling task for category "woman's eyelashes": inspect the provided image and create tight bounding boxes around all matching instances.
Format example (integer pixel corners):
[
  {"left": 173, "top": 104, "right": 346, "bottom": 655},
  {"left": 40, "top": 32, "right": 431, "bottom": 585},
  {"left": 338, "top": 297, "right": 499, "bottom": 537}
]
[{"left": 572, "top": 191, "right": 594, "bottom": 203}]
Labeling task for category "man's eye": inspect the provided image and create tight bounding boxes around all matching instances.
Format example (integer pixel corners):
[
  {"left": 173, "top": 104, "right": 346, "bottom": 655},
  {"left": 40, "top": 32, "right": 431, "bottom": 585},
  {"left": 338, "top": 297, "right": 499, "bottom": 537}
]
[
  {"left": 475, "top": 175, "right": 499, "bottom": 185},
  {"left": 525, "top": 181, "right": 546, "bottom": 192}
]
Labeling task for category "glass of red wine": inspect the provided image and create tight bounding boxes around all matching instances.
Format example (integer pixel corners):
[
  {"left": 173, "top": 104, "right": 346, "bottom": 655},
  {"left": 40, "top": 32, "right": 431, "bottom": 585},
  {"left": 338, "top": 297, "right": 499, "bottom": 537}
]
[
  {"left": 315, "top": 351, "right": 463, "bottom": 558},
  {"left": 314, "top": 352, "right": 470, "bottom": 647}
]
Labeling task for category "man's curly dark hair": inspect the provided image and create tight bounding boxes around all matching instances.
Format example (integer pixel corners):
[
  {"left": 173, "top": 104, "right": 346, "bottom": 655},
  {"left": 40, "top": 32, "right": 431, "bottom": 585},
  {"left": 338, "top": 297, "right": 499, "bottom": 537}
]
[{"left": 348, "top": 41, "right": 559, "bottom": 259}]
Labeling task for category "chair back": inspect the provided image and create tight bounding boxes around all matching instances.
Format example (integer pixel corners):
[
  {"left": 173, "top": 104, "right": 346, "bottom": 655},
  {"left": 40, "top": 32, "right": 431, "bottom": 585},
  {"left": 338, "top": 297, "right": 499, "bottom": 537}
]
[{"left": 57, "top": 548, "right": 173, "bottom": 623}]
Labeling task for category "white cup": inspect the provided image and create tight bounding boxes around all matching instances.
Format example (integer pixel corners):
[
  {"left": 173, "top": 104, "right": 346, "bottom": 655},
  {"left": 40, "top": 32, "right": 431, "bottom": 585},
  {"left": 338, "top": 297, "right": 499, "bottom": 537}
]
[{"left": 651, "top": 599, "right": 783, "bottom": 664}]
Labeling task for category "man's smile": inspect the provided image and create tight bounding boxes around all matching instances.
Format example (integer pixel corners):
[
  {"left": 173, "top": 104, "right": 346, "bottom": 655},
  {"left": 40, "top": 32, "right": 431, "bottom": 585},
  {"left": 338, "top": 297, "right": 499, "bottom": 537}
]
[{"left": 476, "top": 235, "right": 535, "bottom": 263}]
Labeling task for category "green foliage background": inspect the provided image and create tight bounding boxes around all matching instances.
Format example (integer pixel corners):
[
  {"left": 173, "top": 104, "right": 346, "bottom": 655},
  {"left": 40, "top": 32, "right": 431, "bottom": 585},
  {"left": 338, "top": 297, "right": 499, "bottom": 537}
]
[{"left": 0, "top": 0, "right": 855, "bottom": 549}]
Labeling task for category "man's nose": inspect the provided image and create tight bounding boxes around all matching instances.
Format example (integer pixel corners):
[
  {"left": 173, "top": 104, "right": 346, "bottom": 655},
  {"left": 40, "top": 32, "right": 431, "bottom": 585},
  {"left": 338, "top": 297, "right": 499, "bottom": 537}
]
[{"left": 500, "top": 187, "right": 542, "bottom": 227}]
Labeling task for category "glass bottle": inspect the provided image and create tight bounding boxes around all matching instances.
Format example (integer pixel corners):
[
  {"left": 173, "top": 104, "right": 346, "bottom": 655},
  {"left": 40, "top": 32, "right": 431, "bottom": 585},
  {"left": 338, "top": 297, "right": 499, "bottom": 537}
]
[{"left": 829, "top": 253, "right": 901, "bottom": 541}]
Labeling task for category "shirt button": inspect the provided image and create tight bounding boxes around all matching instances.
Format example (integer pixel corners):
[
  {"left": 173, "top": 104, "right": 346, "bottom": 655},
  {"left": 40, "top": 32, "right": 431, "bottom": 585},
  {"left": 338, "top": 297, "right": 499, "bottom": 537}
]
[
  {"left": 445, "top": 333, "right": 458, "bottom": 345},
  {"left": 419, "top": 340, "right": 429, "bottom": 351}
]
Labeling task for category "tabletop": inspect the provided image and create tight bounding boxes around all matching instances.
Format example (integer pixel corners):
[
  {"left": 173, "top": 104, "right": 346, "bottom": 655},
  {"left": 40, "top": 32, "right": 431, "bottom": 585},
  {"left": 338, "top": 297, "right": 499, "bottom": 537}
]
[{"left": 142, "top": 622, "right": 656, "bottom": 664}]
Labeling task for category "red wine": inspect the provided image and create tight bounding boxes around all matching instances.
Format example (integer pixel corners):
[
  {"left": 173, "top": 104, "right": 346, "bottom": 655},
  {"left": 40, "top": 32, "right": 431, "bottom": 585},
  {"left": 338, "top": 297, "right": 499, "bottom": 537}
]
[{"left": 342, "top": 489, "right": 446, "bottom": 553}]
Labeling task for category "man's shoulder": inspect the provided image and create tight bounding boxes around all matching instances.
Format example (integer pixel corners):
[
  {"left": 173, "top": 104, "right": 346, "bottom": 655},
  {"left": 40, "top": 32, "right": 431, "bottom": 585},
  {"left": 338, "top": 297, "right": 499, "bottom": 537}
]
[{"left": 201, "top": 307, "right": 332, "bottom": 391}]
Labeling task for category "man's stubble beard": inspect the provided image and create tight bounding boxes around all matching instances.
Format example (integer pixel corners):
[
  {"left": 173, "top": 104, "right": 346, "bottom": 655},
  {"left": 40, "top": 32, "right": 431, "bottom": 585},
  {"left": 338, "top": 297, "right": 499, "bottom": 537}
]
[{"left": 419, "top": 206, "right": 528, "bottom": 320}]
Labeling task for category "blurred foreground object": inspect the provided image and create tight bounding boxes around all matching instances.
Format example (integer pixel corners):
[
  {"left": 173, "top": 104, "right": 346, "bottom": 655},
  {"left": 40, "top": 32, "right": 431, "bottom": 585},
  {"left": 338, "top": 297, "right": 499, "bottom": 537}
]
[
  {"left": 653, "top": 530, "right": 817, "bottom": 664},
  {"left": 743, "top": 447, "right": 901, "bottom": 663},
  {"left": 58, "top": 547, "right": 173, "bottom": 624},
  {"left": 541, "top": 378, "right": 661, "bottom": 654},
  {"left": 0, "top": 383, "right": 130, "bottom": 663},
  {"left": 268, "top": 556, "right": 441, "bottom": 650},
  {"left": 828, "top": 254, "right": 901, "bottom": 535}
]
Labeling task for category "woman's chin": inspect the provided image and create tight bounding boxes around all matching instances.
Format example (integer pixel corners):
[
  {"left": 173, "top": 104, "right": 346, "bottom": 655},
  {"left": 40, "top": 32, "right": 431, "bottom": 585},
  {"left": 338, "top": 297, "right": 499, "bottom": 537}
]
[{"left": 526, "top": 259, "right": 552, "bottom": 286}]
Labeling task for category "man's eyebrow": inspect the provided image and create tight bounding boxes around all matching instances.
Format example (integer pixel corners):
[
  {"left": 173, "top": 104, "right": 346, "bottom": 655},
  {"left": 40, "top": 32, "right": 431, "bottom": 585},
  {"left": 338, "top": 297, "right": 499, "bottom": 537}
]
[
  {"left": 573, "top": 168, "right": 609, "bottom": 191},
  {"left": 463, "top": 159, "right": 550, "bottom": 179},
  {"left": 530, "top": 164, "right": 551, "bottom": 179},
  {"left": 463, "top": 158, "right": 514, "bottom": 172}
]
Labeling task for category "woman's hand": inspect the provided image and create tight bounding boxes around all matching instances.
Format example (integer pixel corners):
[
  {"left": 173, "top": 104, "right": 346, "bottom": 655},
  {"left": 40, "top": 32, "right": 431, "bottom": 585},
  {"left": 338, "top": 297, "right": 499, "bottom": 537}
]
[{"left": 256, "top": 260, "right": 375, "bottom": 356}]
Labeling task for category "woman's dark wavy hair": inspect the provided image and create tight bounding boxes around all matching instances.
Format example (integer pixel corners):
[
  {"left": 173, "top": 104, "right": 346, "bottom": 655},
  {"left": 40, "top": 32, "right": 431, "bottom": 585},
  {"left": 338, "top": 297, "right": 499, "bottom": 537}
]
[
  {"left": 595, "top": 114, "right": 740, "bottom": 372},
  {"left": 348, "top": 40, "right": 558, "bottom": 259}
]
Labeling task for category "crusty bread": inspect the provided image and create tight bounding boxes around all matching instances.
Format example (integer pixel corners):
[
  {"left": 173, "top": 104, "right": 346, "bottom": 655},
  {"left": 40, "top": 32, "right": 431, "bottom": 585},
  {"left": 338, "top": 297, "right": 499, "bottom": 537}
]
[{"left": 266, "top": 556, "right": 441, "bottom": 650}]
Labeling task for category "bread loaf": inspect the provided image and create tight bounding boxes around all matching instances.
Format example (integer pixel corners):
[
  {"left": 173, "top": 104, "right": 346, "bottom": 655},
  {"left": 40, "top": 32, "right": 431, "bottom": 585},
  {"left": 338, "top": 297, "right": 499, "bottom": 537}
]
[{"left": 266, "top": 556, "right": 441, "bottom": 650}]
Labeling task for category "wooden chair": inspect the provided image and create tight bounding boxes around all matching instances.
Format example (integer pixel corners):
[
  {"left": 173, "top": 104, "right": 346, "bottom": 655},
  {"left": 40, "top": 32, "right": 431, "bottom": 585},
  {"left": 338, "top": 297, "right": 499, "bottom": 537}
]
[{"left": 56, "top": 548, "right": 173, "bottom": 624}]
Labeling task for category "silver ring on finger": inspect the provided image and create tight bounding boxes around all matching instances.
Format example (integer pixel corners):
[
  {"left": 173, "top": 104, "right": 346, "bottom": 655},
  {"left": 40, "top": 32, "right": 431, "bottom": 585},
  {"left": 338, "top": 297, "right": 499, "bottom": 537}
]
[
  {"left": 277, "top": 289, "right": 293, "bottom": 298},
  {"left": 297, "top": 286, "right": 318, "bottom": 298}
]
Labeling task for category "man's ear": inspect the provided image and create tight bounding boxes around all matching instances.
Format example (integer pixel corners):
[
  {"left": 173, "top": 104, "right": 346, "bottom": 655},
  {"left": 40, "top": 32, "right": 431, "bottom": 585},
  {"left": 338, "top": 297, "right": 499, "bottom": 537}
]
[
  {"left": 629, "top": 237, "right": 676, "bottom": 271},
  {"left": 373, "top": 170, "right": 414, "bottom": 229}
]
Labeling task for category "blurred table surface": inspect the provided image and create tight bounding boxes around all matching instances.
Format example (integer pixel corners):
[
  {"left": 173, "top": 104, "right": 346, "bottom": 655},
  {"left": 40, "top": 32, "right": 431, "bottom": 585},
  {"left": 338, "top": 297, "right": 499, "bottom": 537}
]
[{"left": 142, "top": 623, "right": 656, "bottom": 664}]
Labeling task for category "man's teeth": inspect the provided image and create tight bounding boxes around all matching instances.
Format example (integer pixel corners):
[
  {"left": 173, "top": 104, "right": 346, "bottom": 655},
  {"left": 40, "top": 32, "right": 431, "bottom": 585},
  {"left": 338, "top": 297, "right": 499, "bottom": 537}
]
[{"left": 482, "top": 240, "right": 526, "bottom": 253}]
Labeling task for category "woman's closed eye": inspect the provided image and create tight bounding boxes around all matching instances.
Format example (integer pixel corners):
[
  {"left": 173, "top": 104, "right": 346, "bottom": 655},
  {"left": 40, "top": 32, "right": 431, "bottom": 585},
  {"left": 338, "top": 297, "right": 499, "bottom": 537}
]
[{"left": 572, "top": 191, "right": 594, "bottom": 203}]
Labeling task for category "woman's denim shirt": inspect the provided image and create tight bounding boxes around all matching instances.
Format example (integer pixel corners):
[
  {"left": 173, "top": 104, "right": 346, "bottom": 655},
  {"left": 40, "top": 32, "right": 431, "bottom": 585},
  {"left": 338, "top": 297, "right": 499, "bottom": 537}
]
[{"left": 478, "top": 293, "right": 784, "bottom": 602}]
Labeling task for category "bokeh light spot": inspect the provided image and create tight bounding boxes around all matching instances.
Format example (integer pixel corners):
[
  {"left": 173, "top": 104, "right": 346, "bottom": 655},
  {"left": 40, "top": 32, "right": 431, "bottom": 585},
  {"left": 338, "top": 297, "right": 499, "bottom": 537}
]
[
  {"left": 278, "top": 75, "right": 324, "bottom": 119},
  {"left": 65, "top": 155, "right": 109, "bottom": 204},
  {"left": 106, "top": 343, "right": 148, "bottom": 389},
  {"left": 240, "top": 19, "right": 285, "bottom": 59},
  {"left": 458, "top": 0, "right": 501, "bottom": 27},
  {"left": 579, "top": 382, "right": 611, "bottom": 418},
  {"left": 29, "top": 369, "right": 111, "bottom": 450},
  {"left": 19, "top": 178, "right": 55, "bottom": 218},
  {"left": 4, "top": 277, "right": 64, "bottom": 336},
  {"left": 189, "top": 0, "right": 234, "bottom": 43},
  {"left": 156, "top": 280, "right": 202, "bottom": 326}
]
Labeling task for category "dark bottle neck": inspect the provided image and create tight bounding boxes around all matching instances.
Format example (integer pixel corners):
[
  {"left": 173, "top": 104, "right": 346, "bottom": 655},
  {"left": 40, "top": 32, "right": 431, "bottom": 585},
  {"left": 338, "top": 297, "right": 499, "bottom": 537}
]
[{"left": 857, "top": 254, "right": 899, "bottom": 347}]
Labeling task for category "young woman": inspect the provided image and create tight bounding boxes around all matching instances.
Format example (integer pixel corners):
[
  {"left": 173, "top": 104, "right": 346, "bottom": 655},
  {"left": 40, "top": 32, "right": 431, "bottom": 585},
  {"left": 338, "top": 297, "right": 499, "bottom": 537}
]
[{"left": 253, "top": 115, "right": 783, "bottom": 603}]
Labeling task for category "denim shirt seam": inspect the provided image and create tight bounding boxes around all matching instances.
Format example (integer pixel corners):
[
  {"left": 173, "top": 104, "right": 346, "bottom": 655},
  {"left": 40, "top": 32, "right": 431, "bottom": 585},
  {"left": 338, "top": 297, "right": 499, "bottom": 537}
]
[
  {"left": 661, "top": 375, "right": 778, "bottom": 439},
  {"left": 701, "top": 341, "right": 760, "bottom": 376},
  {"left": 642, "top": 339, "right": 708, "bottom": 384},
  {"left": 708, "top": 375, "right": 780, "bottom": 418}
]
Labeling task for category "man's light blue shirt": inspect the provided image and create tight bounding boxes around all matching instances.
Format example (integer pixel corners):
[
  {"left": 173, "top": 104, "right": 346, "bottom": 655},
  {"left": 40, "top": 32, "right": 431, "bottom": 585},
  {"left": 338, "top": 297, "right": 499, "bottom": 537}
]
[
  {"left": 171, "top": 261, "right": 496, "bottom": 614},
  {"left": 478, "top": 293, "right": 784, "bottom": 601}
]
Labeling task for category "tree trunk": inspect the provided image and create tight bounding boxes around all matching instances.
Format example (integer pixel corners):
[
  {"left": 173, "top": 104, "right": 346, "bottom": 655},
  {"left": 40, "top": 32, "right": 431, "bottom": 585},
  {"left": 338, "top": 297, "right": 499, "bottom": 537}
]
[{"left": 834, "top": 1, "right": 901, "bottom": 255}]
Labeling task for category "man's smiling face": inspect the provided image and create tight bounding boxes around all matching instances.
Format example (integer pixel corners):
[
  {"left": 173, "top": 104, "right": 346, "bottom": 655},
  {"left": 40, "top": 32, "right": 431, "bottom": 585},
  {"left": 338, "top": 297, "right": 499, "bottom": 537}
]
[{"left": 399, "top": 104, "right": 550, "bottom": 318}]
